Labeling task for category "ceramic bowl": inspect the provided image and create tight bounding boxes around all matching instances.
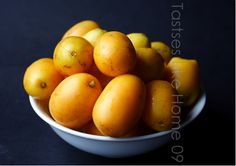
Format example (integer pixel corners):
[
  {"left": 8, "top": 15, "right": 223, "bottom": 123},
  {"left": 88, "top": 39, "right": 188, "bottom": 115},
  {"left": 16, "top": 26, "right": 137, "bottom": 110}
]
[{"left": 29, "top": 91, "right": 206, "bottom": 158}]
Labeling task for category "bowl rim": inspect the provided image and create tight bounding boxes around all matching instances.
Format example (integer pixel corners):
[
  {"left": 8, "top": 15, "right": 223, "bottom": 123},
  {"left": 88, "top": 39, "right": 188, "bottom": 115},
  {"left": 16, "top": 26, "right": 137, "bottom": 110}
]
[{"left": 29, "top": 91, "right": 206, "bottom": 142}]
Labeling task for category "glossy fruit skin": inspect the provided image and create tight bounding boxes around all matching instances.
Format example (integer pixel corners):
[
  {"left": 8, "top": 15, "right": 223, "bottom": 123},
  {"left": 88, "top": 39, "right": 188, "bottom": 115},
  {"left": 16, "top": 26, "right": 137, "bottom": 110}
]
[
  {"left": 143, "top": 80, "right": 177, "bottom": 131},
  {"left": 88, "top": 63, "right": 113, "bottom": 89},
  {"left": 49, "top": 73, "right": 102, "bottom": 129},
  {"left": 82, "top": 28, "right": 106, "bottom": 46},
  {"left": 151, "top": 41, "right": 172, "bottom": 64},
  {"left": 62, "top": 20, "right": 100, "bottom": 39},
  {"left": 165, "top": 57, "right": 200, "bottom": 106},
  {"left": 53, "top": 36, "right": 93, "bottom": 76},
  {"left": 23, "top": 58, "right": 64, "bottom": 99},
  {"left": 135, "top": 48, "right": 165, "bottom": 82},
  {"left": 93, "top": 74, "right": 146, "bottom": 137},
  {"left": 127, "top": 33, "right": 150, "bottom": 49},
  {"left": 94, "top": 31, "right": 136, "bottom": 77}
]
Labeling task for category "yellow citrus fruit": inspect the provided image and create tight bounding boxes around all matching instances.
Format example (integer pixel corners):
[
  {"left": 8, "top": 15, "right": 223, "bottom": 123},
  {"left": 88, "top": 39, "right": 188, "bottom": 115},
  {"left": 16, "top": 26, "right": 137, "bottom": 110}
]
[
  {"left": 62, "top": 20, "right": 100, "bottom": 39},
  {"left": 82, "top": 28, "right": 106, "bottom": 46},
  {"left": 127, "top": 33, "right": 150, "bottom": 48},
  {"left": 143, "top": 80, "right": 177, "bottom": 131},
  {"left": 151, "top": 41, "right": 172, "bottom": 64},
  {"left": 53, "top": 36, "right": 93, "bottom": 76},
  {"left": 94, "top": 31, "right": 136, "bottom": 77},
  {"left": 93, "top": 74, "right": 146, "bottom": 137},
  {"left": 23, "top": 58, "right": 63, "bottom": 99},
  {"left": 134, "top": 47, "right": 165, "bottom": 82},
  {"left": 165, "top": 57, "right": 200, "bottom": 106},
  {"left": 49, "top": 73, "right": 102, "bottom": 129}
]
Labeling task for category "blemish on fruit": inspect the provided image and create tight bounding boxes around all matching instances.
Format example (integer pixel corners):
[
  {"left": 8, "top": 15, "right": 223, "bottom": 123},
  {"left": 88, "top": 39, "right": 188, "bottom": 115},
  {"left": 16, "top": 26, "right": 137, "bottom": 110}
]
[
  {"left": 88, "top": 80, "right": 96, "bottom": 88},
  {"left": 40, "top": 82, "right": 47, "bottom": 89},
  {"left": 71, "top": 51, "right": 77, "bottom": 57},
  {"left": 78, "top": 60, "right": 86, "bottom": 67},
  {"left": 64, "top": 65, "right": 71, "bottom": 68}
]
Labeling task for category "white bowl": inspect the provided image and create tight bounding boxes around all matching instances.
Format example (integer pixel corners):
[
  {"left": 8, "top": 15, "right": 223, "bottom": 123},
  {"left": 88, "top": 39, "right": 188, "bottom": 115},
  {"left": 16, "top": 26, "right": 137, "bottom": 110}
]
[{"left": 29, "top": 92, "right": 206, "bottom": 158}]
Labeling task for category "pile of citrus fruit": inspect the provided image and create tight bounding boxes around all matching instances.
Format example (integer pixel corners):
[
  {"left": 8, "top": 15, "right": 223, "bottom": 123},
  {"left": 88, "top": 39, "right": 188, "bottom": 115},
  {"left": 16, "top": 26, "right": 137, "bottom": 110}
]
[{"left": 23, "top": 20, "right": 200, "bottom": 137}]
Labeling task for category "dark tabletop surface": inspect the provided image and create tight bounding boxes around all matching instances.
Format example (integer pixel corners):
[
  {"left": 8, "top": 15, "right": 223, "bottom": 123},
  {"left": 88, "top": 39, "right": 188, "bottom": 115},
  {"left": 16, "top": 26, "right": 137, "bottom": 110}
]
[{"left": 0, "top": 0, "right": 235, "bottom": 164}]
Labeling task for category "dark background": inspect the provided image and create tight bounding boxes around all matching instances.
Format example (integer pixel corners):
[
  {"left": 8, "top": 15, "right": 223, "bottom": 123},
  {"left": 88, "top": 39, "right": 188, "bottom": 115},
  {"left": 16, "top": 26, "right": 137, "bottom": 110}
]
[{"left": 0, "top": 0, "right": 234, "bottom": 164}]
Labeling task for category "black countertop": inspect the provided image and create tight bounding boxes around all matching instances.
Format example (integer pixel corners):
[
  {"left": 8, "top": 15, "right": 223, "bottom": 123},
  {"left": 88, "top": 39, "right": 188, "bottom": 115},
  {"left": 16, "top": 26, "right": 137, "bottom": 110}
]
[{"left": 0, "top": 0, "right": 235, "bottom": 164}]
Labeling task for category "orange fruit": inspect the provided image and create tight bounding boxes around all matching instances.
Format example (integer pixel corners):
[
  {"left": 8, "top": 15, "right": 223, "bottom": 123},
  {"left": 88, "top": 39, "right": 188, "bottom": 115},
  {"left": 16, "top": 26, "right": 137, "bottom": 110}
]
[
  {"left": 49, "top": 73, "right": 102, "bottom": 129},
  {"left": 127, "top": 33, "right": 150, "bottom": 49},
  {"left": 143, "top": 80, "right": 177, "bottom": 131},
  {"left": 151, "top": 41, "right": 172, "bottom": 64},
  {"left": 23, "top": 58, "right": 63, "bottom": 99},
  {"left": 165, "top": 57, "right": 200, "bottom": 106},
  {"left": 53, "top": 36, "right": 93, "bottom": 76},
  {"left": 82, "top": 28, "right": 106, "bottom": 46},
  {"left": 134, "top": 47, "right": 165, "bottom": 82},
  {"left": 93, "top": 74, "right": 146, "bottom": 137},
  {"left": 94, "top": 31, "right": 136, "bottom": 77},
  {"left": 62, "top": 20, "right": 100, "bottom": 39}
]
